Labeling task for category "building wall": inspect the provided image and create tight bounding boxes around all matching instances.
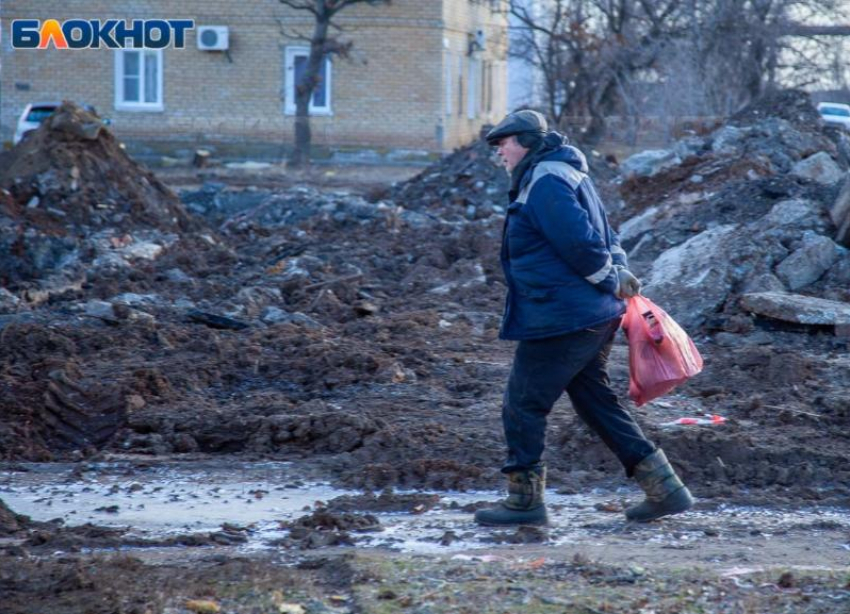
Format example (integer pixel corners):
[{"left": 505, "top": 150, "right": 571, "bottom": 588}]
[
  {"left": 440, "top": 0, "right": 509, "bottom": 149},
  {"left": 0, "top": 0, "right": 507, "bottom": 154}
]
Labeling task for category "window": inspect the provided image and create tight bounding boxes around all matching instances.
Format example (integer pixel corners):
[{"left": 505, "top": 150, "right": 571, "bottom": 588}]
[
  {"left": 820, "top": 105, "right": 850, "bottom": 118},
  {"left": 285, "top": 46, "right": 332, "bottom": 115},
  {"left": 467, "top": 57, "right": 480, "bottom": 119},
  {"left": 457, "top": 56, "right": 464, "bottom": 117},
  {"left": 484, "top": 62, "right": 493, "bottom": 115},
  {"left": 115, "top": 49, "right": 163, "bottom": 111},
  {"left": 445, "top": 53, "right": 453, "bottom": 116}
]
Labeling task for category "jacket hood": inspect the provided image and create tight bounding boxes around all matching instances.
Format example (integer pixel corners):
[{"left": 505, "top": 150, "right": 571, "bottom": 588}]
[
  {"left": 508, "top": 131, "right": 588, "bottom": 200},
  {"left": 538, "top": 132, "right": 589, "bottom": 172}
]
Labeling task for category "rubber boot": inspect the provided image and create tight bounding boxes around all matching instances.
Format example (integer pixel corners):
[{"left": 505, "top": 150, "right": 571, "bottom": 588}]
[
  {"left": 625, "top": 449, "right": 694, "bottom": 522},
  {"left": 474, "top": 465, "right": 548, "bottom": 526}
]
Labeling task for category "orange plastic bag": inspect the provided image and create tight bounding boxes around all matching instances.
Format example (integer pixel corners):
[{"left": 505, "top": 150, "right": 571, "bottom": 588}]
[{"left": 621, "top": 295, "right": 703, "bottom": 406}]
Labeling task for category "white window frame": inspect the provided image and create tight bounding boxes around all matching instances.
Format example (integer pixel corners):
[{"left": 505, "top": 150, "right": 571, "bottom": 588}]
[
  {"left": 114, "top": 48, "right": 164, "bottom": 112},
  {"left": 467, "top": 57, "right": 480, "bottom": 119},
  {"left": 445, "top": 53, "right": 453, "bottom": 117},
  {"left": 457, "top": 56, "right": 464, "bottom": 117},
  {"left": 284, "top": 46, "right": 332, "bottom": 116}
]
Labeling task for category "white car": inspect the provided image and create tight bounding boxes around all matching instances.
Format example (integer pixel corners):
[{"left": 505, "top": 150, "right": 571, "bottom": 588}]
[
  {"left": 13, "top": 102, "right": 106, "bottom": 144},
  {"left": 817, "top": 102, "right": 850, "bottom": 132}
]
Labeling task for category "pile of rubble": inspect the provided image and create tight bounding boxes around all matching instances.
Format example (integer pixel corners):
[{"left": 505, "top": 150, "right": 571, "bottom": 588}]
[
  {"left": 0, "top": 91, "right": 849, "bottom": 507},
  {"left": 616, "top": 89, "right": 850, "bottom": 333},
  {"left": 0, "top": 102, "right": 198, "bottom": 289},
  {"left": 388, "top": 135, "right": 509, "bottom": 221}
]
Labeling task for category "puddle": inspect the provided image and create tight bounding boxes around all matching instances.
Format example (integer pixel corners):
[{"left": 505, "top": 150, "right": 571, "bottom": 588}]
[
  {"left": 0, "top": 461, "right": 349, "bottom": 544},
  {"left": 3, "top": 461, "right": 850, "bottom": 558}
]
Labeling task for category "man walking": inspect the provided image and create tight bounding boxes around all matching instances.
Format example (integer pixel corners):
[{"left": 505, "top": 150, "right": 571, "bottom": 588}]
[{"left": 475, "top": 110, "right": 693, "bottom": 526}]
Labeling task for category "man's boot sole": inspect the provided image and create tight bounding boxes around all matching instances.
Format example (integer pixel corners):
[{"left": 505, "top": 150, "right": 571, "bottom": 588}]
[{"left": 625, "top": 488, "right": 694, "bottom": 523}]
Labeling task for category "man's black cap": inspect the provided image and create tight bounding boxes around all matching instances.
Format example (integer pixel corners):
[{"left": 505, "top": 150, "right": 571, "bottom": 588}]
[{"left": 486, "top": 110, "right": 548, "bottom": 145}]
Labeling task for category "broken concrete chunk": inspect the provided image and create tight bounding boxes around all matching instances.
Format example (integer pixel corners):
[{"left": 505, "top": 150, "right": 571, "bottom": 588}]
[
  {"left": 618, "top": 206, "right": 660, "bottom": 244},
  {"left": 165, "top": 268, "right": 192, "bottom": 283},
  {"left": 672, "top": 136, "right": 706, "bottom": 159},
  {"left": 428, "top": 261, "right": 486, "bottom": 295},
  {"left": 790, "top": 152, "right": 845, "bottom": 185},
  {"left": 740, "top": 292, "right": 850, "bottom": 325},
  {"left": 111, "top": 293, "right": 160, "bottom": 307},
  {"left": 620, "top": 149, "right": 681, "bottom": 179},
  {"left": 83, "top": 300, "right": 117, "bottom": 321},
  {"left": 832, "top": 175, "right": 850, "bottom": 247},
  {"left": 260, "top": 307, "right": 323, "bottom": 330},
  {"left": 758, "top": 198, "right": 825, "bottom": 231},
  {"left": 824, "top": 253, "right": 850, "bottom": 287},
  {"left": 285, "top": 312, "right": 324, "bottom": 330},
  {"left": 710, "top": 125, "right": 748, "bottom": 154},
  {"left": 775, "top": 233, "right": 841, "bottom": 290},
  {"left": 187, "top": 310, "right": 250, "bottom": 330},
  {"left": 122, "top": 241, "right": 165, "bottom": 260},
  {"left": 49, "top": 107, "right": 104, "bottom": 141},
  {"left": 260, "top": 306, "right": 291, "bottom": 325},
  {"left": 741, "top": 273, "right": 786, "bottom": 295},
  {"left": 644, "top": 224, "right": 739, "bottom": 329},
  {"left": 0, "top": 288, "right": 21, "bottom": 314}
]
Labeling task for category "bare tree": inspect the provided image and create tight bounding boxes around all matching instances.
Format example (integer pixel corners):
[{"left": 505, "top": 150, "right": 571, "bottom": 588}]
[
  {"left": 671, "top": 0, "right": 843, "bottom": 114},
  {"left": 508, "top": 0, "right": 849, "bottom": 147},
  {"left": 508, "top": 0, "right": 687, "bottom": 145},
  {"left": 279, "top": 0, "right": 390, "bottom": 166}
]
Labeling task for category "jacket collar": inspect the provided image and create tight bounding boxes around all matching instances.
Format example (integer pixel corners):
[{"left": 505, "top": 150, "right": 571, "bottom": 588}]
[{"left": 508, "top": 132, "right": 588, "bottom": 203}]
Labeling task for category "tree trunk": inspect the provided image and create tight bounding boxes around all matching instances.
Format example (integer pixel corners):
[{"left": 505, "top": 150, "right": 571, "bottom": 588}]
[
  {"left": 289, "top": 13, "right": 331, "bottom": 167},
  {"left": 581, "top": 78, "right": 618, "bottom": 148},
  {"left": 292, "top": 99, "right": 312, "bottom": 167}
]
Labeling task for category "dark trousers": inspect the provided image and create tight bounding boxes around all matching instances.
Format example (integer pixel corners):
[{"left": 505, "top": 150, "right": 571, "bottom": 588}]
[{"left": 501, "top": 317, "right": 655, "bottom": 477}]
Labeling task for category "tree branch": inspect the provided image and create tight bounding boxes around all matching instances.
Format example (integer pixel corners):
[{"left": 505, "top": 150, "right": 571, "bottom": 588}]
[{"left": 279, "top": 0, "right": 320, "bottom": 16}]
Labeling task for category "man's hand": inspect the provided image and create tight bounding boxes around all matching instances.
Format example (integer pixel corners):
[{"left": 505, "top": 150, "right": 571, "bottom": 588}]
[{"left": 615, "top": 267, "right": 642, "bottom": 299}]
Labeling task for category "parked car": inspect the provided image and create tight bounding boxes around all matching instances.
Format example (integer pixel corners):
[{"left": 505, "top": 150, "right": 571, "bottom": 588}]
[
  {"left": 13, "top": 102, "right": 108, "bottom": 145},
  {"left": 817, "top": 102, "right": 850, "bottom": 132}
]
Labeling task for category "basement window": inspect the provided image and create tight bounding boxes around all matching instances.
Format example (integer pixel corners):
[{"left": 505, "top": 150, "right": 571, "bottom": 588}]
[
  {"left": 285, "top": 46, "right": 332, "bottom": 116},
  {"left": 114, "top": 49, "right": 163, "bottom": 111}
]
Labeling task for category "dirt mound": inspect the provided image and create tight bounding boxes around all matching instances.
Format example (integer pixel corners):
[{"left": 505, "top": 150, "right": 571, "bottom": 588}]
[
  {"left": 388, "top": 132, "right": 620, "bottom": 221},
  {"left": 0, "top": 101, "right": 198, "bottom": 287},
  {"left": 278, "top": 510, "right": 381, "bottom": 549},
  {"left": 387, "top": 136, "right": 509, "bottom": 220},
  {"left": 0, "top": 101, "right": 192, "bottom": 233},
  {"left": 0, "top": 498, "right": 29, "bottom": 535},
  {"left": 731, "top": 88, "right": 824, "bottom": 129},
  {"left": 324, "top": 490, "right": 440, "bottom": 513},
  {"left": 0, "top": 324, "right": 134, "bottom": 460}
]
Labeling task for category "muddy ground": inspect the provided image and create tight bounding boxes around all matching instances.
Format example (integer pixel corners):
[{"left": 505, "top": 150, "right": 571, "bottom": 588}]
[
  {"left": 2, "top": 461, "right": 849, "bottom": 613},
  {"left": 0, "top": 97, "right": 849, "bottom": 612}
]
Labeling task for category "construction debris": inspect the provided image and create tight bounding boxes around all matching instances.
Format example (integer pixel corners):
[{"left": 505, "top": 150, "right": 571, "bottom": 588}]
[
  {"left": 0, "top": 101, "right": 198, "bottom": 288},
  {"left": 617, "top": 89, "right": 849, "bottom": 330},
  {"left": 0, "top": 91, "right": 848, "bottom": 514}
]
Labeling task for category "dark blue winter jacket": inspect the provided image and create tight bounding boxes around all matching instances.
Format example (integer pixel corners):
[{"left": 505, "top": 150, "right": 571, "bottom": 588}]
[{"left": 499, "top": 133, "right": 627, "bottom": 340}]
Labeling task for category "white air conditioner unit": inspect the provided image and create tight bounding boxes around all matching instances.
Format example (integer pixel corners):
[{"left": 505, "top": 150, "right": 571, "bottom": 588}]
[{"left": 197, "top": 26, "right": 229, "bottom": 51}]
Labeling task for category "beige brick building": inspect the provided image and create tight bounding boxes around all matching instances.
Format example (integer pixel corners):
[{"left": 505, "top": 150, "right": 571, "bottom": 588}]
[{"left": 0, "top": 1, "right": 509, "bottom": 158}]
